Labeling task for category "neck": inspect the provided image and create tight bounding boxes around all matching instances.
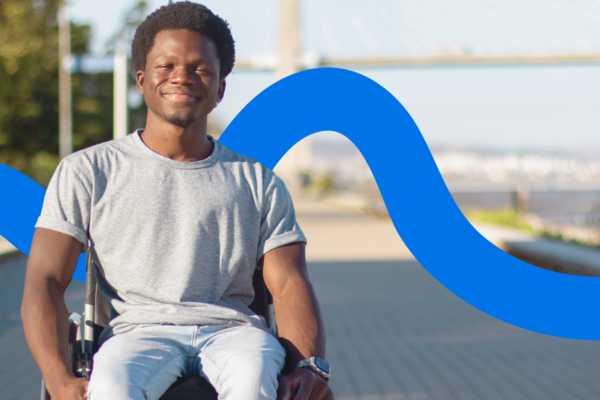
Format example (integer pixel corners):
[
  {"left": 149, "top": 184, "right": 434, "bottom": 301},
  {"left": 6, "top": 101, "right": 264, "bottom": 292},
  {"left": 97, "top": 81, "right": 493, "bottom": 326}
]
[{"left": 140, "top": 111, "right": 214, "bottom": 162}]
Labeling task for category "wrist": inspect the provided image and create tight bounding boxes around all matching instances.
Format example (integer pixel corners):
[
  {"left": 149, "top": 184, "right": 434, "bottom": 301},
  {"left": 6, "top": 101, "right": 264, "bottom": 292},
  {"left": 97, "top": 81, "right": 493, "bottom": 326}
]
[
  {"left": 298, "top": 366, "right": 328, "bottom": 382},
  {"left": 295, "top": 356, "right": 330, "bottom": 382},
  {"left": 46, "top": 373, "right": 79, "bottom": 395}
]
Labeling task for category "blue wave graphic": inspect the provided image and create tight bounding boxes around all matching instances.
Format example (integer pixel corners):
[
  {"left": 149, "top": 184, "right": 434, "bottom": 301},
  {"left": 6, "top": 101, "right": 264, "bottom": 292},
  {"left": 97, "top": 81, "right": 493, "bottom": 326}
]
[
  {"left": 0, "top": 164, "right": 88, "bottom": 280},
  {"left": 1, "top": 68, "right": 597, "bottom": 338}
]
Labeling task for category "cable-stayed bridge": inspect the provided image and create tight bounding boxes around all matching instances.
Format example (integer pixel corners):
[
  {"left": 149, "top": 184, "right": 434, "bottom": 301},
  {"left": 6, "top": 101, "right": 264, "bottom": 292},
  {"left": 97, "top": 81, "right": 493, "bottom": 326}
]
[
  {"left": 70, "top": 0, "right": 600, "bottom": 69},
  {"left": 59, "top": 0, "right": 600, "bottom": 160}
]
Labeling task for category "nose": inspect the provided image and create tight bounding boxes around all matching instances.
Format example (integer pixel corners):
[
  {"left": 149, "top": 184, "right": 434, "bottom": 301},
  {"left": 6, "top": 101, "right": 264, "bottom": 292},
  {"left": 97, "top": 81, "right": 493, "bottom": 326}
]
[{"left": 170, "top": 66, "right": 195, "bottom": 86}]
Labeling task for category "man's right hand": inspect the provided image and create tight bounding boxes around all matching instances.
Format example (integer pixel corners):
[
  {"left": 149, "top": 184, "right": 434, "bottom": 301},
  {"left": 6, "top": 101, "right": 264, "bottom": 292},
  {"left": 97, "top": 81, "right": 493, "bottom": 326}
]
[
  {"left": 52, "top": 377, "right": 89, "bottom": 400},
  {"left": 21, "top": 228, "right": 84, "bottom": 400}
]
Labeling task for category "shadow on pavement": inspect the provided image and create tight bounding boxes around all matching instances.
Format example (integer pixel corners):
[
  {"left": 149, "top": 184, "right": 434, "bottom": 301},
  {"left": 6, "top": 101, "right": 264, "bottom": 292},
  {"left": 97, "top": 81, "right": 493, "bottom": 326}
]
[
  {"left": 3, "top": 256, "right": 600, "bottom": 400},
  {"left": 309, "top": 259, "right": 600, "bottom": 400}
]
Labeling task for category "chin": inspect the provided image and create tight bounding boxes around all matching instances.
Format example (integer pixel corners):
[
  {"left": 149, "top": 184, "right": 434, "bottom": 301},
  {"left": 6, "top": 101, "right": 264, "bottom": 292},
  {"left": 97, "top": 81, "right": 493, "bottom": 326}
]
[{"left": 163, "top": 113, "right": 198, "bottom": 128}]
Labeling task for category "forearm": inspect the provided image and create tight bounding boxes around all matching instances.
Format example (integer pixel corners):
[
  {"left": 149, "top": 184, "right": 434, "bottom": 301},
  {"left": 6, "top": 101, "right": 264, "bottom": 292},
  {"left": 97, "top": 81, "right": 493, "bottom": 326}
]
[
  {"left": 273, "top": 277, "right": 326, "bottom": 365},
  {"left": 263, "top": 244, "right": 334, "bottom": 398},
  {"left": 21, "top": 278, "right": 76, "bottom": 394}
]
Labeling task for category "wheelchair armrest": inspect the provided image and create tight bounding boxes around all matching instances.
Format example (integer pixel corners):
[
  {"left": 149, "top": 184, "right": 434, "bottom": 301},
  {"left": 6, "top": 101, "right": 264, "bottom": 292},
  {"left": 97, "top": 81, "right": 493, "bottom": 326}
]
[
  {"left": 68, "top": 312, "right": 82, "bottom": 375},
  {"left": 40, "top": 313, "right": 83, "bottom": 400}
]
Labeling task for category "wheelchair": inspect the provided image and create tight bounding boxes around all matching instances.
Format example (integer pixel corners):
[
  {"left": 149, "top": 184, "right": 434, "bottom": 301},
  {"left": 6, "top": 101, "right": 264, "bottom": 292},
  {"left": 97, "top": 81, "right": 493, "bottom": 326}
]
[{"left": 40, "top": 252, "right": 289, "bottom": 400}]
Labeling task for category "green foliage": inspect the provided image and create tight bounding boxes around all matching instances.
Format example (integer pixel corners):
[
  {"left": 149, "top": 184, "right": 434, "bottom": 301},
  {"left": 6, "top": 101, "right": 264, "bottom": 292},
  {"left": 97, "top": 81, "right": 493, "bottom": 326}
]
[
  {"left": 464, "top": 208, "right": 534, "bottom": 233},
  {"left": 0, "top": 0, "right": 103, "bottom": 187},
  {"left": 465, "top": 207, "right": 600, "bottom": 250},
  {"left": 72, "top": 72, "right": 114, "bottom": 152},
  {"left": 312, "top": 171, "right": 335, "bottom": 196},
  {"left": 0, "top": 0, "right": 218, "bottom": 187},
  {"left": 0, "top": 0, "right": 60, "bottom": 185},
  {"left": 538, "top": 231, "right": 600, "bottom": 250}
]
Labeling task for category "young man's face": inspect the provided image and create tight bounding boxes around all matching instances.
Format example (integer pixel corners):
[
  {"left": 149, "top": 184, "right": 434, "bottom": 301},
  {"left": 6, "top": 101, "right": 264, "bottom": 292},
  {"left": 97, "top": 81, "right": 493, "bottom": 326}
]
[{"left": 136, "top": 29, "right": 225, "bottom": 129}]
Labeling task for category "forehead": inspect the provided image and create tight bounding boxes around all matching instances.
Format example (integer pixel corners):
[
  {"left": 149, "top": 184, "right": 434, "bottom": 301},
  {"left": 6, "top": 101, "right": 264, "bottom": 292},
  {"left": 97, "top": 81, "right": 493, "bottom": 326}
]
[{"left": 148, "top": 29, "right": 219, "bottom": 63}]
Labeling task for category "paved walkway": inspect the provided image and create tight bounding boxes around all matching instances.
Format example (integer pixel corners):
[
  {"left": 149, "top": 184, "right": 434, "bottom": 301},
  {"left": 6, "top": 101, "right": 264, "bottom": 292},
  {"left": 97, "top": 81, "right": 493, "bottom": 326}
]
[
  {"left": 294, "top": 196, "right": 600, "bottom": 400},
  {"left": 0, "top": 255, "right": 85, "bottom": 400},
  {"left": 295, "top": 194, "right": 414, "bottom": 262},
  {"left": 3, "top": 196, "right": 600, "bottom": 399}
]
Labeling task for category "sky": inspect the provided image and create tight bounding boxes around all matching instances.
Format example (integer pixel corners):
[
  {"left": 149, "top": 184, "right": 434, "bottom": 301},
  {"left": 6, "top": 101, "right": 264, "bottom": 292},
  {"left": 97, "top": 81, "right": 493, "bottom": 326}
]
[
  {"left": 68, "top": 0, "right": 600, "bottom": 152},
  {"left": 214, "top": 64, "right": 600, "bottom": 152}
]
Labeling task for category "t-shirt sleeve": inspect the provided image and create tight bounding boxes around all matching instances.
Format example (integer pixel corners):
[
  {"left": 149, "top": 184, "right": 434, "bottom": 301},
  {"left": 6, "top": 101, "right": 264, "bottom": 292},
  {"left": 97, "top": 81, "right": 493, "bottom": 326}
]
[
  {"left": 35, "top": 157, "right": 92, "bottom": 253},
  {"left": 257, "top": 174, "right": 307, "bottom": 260}
]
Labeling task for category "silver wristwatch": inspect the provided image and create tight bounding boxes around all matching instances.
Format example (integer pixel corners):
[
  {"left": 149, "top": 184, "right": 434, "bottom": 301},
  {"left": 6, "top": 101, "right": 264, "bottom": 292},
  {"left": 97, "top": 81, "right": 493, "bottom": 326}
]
[{"left": 295, "top": 357, "right": 330, "bottom": 382}]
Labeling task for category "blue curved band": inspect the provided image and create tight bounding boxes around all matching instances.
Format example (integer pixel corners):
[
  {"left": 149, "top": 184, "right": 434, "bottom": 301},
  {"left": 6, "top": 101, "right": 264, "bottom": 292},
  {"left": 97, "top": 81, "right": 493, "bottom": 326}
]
[{"left": 1, "top": 68, "right": 597, "bottom": 339}]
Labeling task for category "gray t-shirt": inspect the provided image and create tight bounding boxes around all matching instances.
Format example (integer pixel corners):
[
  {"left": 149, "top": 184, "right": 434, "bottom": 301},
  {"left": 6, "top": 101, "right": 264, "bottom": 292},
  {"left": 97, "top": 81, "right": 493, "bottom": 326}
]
[{"left": 36, "top": 130, "right": 306, "bottom": 342}]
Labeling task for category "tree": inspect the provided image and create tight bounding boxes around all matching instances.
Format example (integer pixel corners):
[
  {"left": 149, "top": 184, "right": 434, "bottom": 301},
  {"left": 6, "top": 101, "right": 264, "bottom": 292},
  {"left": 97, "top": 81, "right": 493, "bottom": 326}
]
[
  {"left": 0, "top": 0, "right": 222, "bottom": 187},
  {"left": 0, "top": 0, "right": 105, "bottom": 187}
]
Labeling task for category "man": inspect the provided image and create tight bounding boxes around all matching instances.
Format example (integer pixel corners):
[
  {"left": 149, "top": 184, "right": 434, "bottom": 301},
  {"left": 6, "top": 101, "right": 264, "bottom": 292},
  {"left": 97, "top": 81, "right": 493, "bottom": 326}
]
[{"left": 21, "top": 2, "right": 334, "bottom": 399}]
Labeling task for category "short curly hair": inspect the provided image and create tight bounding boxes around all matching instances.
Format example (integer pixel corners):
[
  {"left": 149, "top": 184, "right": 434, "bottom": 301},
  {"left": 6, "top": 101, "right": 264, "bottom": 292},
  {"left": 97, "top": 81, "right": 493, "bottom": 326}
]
[{"left": 131, "top": 1, "right": 235, "bottom": 79}]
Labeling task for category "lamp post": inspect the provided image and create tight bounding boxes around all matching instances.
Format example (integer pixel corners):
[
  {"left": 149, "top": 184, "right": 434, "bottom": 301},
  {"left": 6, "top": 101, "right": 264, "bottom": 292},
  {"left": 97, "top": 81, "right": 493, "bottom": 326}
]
[
  {"left": 58, "top": 0, "right": 72, "bottom": 159},
  {"left": 113, "top": 50, "right": 128, "bottom": 140}
]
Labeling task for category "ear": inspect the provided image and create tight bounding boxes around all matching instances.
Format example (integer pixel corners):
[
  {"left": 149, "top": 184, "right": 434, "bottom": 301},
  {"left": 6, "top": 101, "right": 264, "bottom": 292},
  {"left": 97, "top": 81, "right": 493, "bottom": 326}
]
[
  {"left": 217, "top": 79, "right": 226, "bottom": 102},
  {"left": 136, "top": 70, "right": 145, "bottom": 95}
]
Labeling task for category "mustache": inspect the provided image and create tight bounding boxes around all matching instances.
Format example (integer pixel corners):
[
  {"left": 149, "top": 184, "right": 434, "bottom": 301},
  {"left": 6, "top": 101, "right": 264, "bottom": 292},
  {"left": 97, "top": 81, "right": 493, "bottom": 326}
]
[{"left": 161, "top": 90, "right": 200, "bottom": 98}]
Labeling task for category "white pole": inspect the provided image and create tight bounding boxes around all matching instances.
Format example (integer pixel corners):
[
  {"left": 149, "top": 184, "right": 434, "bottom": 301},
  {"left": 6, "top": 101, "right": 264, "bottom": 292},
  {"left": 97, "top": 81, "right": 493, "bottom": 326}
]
[
  {"left": 276, "top": 0, "right": 300, "bottom": 80},
  {"left": 273, "top": 0, "right": 312, "bottom": 188},
  {"left": 113, "top": 50, "right": 128, "bottom": 140},
  {"left": 58, "top": 1, "right": 72, "bottom": 159}
]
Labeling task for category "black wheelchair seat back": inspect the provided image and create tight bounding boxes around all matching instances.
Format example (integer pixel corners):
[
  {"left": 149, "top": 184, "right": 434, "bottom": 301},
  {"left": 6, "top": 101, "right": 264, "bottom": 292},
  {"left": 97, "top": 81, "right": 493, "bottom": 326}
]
[{"left": 41, "top": 252, "right": 278, "bottom": 400}]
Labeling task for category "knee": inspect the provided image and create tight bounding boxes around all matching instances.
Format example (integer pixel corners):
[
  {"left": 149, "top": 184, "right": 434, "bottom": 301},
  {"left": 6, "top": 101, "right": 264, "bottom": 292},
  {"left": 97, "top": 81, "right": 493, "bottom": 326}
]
[
  {"left": 200, "top": 327, "right": 287, "bottom": 399},
  {"left": 88, "top": 353, "right": 184, "bottom": 400},
  {"left": 88, "top": 348, "right": 152, "bottom": 400},
  {"left": 87, "top": 367, "right": 143, "bottom": 400},
  {"left": 231, "top": 341, "right": 285, "bottom": 377},
  {"left": 217, "top": 351, "right": 285, "bottom": 399}
]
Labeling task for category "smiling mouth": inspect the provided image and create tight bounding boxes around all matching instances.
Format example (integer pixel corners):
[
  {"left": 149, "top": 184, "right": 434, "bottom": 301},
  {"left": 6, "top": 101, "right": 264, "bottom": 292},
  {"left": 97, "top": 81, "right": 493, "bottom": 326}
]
[{"left": 162, "top": 92, "right": 199, "bottom": 101}]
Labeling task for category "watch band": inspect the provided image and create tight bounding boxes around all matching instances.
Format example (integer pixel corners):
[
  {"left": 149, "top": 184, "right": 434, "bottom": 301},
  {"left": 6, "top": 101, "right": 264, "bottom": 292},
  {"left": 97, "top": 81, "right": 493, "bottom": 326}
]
[{"left": 295, "top": 357, "right": 330, "bottom": 382}]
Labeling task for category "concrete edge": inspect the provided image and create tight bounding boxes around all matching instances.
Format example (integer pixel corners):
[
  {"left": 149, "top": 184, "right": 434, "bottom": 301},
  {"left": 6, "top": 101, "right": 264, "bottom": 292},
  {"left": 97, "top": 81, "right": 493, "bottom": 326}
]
[
  {"left": 0, "top": 248, "right": 24, "bottom": 264},
  {"left": 500, "top": 241, "right": 600, "bottom": 277},
  {"left": 474, "top": 225, "right": 600, "bottom": 277},
  {"left": 0, "top": 238, "right": 23, "bottom": 264}
]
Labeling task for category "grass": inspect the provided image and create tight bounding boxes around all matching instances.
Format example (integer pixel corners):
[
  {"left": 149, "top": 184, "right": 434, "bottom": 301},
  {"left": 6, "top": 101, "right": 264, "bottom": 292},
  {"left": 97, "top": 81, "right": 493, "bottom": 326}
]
[
  {"left": 464, "top": 208, "right": 534, "bottom": 233},
  {"left": 465, "top": 207, "right": 600, "bottom": 250},
  {"left": 538, "top": 231, "right": 600, "bottom": 250}
]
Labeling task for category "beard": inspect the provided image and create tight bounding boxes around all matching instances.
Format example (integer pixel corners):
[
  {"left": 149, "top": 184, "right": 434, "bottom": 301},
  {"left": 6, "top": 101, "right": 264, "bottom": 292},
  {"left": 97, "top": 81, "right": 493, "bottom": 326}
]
[{"left": 164, "top": 112, "right": 197, "bottom": 128}]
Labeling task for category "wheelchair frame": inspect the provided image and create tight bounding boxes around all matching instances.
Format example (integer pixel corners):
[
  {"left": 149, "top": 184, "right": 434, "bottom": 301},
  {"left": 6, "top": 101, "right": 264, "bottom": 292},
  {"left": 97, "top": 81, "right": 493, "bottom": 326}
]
[{"left": 40, "top": 252, "right": 281, "bottom": 400}]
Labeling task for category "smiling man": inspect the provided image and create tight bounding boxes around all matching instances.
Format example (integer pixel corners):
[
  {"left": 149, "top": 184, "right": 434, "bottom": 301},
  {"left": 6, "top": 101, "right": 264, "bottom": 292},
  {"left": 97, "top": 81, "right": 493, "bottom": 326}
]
[{"left": 21, "top": 2, "right": 333, "bottom": 400}]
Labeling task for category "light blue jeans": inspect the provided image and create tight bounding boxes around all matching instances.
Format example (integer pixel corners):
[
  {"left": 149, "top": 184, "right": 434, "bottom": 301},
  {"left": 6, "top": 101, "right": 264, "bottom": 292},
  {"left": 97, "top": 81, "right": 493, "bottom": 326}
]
[{"left": 87, "top": 323, "right": 286, "bottom": 400}]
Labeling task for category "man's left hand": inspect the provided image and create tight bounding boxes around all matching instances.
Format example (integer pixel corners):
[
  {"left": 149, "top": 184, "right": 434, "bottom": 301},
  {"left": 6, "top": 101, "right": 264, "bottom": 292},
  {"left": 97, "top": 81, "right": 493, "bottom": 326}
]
[{"left": 277, "top": 367, "right": 334, "bottom": 400}]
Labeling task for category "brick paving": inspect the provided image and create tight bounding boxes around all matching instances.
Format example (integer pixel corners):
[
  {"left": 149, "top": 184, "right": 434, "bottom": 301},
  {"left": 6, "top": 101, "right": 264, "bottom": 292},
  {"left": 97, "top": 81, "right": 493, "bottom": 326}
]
[
  {"left": 0, "top": 255, "right": 85, "bottom": 400},
  {"left": 294, "top": 196, "right": 600, "bottom": 400},
  {"left": 310, "top": 259, "right": 600, "bottom": 400},
  {"left": 2, "top": 196, "right": 600, "bottom": 399}
]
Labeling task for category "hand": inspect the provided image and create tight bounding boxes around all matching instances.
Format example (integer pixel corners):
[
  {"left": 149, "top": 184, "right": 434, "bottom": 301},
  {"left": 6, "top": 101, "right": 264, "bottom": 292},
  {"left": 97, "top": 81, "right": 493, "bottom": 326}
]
[
  {"left": 277, "top": 367, "right": 334, "bottom": 400},
  {"left": 51, "top": 377, "right": 88, "bottom": 400}
]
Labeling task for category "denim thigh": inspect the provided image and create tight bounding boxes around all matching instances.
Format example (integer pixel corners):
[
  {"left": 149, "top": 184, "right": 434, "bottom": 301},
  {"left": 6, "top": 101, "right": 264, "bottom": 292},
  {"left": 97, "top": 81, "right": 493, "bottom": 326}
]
[
  {"left": 197, "top": 325, "right": 286, "bottom": 400},
  {"left": 87, "top": 325, "right": 195, "bottom": 400}
]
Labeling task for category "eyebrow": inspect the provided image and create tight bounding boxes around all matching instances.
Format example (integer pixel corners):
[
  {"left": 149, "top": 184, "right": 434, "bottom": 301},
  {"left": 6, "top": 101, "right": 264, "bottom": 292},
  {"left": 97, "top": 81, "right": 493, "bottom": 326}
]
[{"left": 155, "top": 55, "right": 212, "bottom": 64}]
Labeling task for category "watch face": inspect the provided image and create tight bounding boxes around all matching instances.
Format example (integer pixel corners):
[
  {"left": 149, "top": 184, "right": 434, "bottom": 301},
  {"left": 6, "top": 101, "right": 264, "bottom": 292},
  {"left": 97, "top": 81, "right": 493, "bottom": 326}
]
[{"left": 315, "top": 358, "right": 330, "bottom": 373}]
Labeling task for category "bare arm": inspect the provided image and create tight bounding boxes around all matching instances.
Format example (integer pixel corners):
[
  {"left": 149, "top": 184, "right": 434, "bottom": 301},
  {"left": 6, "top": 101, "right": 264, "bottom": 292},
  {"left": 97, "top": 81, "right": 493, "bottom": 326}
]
[
  {"left": 21, "top": 228, "right": 88, "bottom": 399},
  {"left": 262, "top": 242, "right": 333, "bottom": 400}
]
